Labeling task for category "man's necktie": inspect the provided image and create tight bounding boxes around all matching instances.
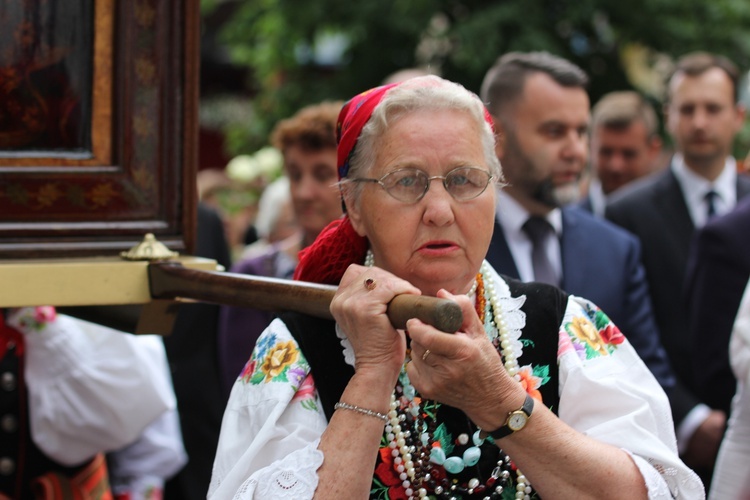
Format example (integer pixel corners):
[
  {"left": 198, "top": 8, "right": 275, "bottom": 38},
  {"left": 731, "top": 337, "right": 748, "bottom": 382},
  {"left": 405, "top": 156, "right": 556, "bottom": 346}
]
[
  {"left": 705, "top": 190, "right": 718, "bottom": 220},
  {"left": 522, "top": 216, "right": 558, "bottom": 286}
]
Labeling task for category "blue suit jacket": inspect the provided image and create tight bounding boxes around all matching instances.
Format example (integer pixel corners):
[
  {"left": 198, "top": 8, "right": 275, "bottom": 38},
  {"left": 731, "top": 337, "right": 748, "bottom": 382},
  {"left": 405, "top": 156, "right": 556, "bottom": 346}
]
[{"left": 486, "top": 205, "right": 676, "bottom": 394}]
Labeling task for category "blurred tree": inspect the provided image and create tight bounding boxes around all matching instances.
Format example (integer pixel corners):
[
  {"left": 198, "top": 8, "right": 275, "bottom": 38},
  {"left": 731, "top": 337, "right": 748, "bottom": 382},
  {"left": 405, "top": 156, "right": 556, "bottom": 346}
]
[{"left": 201, "top": 0, "right": 750, "bottom": 155}]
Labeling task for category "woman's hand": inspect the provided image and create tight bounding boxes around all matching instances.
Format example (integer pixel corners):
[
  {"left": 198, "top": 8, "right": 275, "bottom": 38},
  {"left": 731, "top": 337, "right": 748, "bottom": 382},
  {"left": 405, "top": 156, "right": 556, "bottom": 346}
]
[
  {"left": 405, "top": 290, "right": 525, "bottom": 427},
  {"left": 331, "top": 264, "right": 422, "bottom": 383}
]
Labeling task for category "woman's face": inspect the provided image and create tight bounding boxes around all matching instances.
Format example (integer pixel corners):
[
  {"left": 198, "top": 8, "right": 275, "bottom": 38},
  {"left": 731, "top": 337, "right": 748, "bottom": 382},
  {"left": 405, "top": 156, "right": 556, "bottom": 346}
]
[
  {"left": 347, "top": 109, "right": 496, "bottom": 296},
  {"left": 284, "top": 144, "right": 342, "bottom": 242}
]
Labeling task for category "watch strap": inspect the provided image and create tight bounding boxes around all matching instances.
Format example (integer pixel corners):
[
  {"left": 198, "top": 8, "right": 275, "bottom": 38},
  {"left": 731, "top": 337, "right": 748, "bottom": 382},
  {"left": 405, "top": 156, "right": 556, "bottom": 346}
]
[{"left": 480, "top": 393, "right": 534, "bottom": 440}]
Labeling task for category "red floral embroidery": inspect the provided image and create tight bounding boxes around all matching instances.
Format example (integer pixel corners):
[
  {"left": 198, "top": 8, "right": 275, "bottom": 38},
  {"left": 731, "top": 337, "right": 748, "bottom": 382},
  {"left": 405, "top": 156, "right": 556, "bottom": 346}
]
[
  {"left": 374, "top": 447, "right": 408, "bottom": 500},
  {"left": 240, "top": 359, "right": 256, "bottom": 383},
  {"left": 291, "top": 373, "right": 315, "bottom": 403},
  {"left": 600, "top": 324, "right": 625, "bottom": 345},
  {"left": 34, "top": 306, "right": 56, "bottom": 324}
]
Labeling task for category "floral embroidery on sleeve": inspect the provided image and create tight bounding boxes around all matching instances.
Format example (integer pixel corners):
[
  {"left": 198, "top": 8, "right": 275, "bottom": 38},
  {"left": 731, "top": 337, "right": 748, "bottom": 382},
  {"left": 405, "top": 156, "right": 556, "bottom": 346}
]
[
  {"left": 237, "top": 328, "right": 319, "bottom": 412},
  {"left": 240, "top": 332, "right": 307, "bottom": 386},
  {"left": 290, "top": 373, "right": 319, "bottom": 411},
  {"left": 9, "top": 306, "right": 57, "bottom": 332},
  {"left": 561, "top": 302, "right": 625, "bottom": 360}
]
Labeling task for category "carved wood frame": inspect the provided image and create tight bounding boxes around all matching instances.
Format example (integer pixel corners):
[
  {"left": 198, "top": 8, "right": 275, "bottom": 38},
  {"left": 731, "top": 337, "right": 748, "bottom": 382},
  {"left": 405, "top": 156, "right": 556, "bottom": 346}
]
[{"left": 0, "top": 0, "right": 199, "bottom": 258}]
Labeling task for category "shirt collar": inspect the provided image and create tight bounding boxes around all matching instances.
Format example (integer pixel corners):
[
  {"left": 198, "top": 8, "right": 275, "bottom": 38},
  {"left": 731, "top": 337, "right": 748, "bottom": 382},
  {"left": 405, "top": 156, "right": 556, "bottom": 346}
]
[
  {"left": 671, "top": 154, "right": 737, "bottom": 220},
  {"left": 496, "top": 189, "right": 563, "bottom": 237},
  {"left": 586, "top": 178, "right": 607, "bottom": 217}
]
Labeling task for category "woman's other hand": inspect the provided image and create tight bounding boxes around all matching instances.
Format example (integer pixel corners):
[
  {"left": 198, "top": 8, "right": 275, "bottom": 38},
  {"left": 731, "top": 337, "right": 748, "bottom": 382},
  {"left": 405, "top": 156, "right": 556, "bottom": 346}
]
[{"left": 405, "top": 290, "right": 524, "bottom": 427}]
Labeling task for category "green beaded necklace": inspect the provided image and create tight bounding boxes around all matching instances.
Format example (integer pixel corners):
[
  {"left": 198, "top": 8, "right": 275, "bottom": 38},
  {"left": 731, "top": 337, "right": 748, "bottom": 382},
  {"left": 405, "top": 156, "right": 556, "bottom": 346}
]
[{"left": 365, "top": 251, "right": 532, "bottom": 499}]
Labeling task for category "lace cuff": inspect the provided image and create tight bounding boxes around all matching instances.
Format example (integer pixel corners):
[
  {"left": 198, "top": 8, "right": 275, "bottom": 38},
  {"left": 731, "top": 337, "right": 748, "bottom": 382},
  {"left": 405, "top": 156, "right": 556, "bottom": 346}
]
[
  {"left": 230, "top": 441, "right": 324, "bottom": 500},
  {"left": 626, "top": 450, "right": 703, "bottom": 499}
]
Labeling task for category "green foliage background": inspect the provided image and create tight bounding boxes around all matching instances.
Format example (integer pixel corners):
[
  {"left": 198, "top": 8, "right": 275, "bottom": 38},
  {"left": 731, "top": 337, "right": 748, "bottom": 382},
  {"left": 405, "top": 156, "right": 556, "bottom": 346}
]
[{"left": 201, "top": 0, "right": 750, "bottom": 157}]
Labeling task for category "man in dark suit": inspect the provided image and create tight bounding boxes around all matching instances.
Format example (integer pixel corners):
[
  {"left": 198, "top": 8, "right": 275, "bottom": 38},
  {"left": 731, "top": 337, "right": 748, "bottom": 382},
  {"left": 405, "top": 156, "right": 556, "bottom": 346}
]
[
  {"left": 606, "top": 51, "right": 750, "bottom": 480},
  {"left": 686, "top": 197, "right": 750, "bottom": 416},
  {"left": 480, "top": 52, "right": 675, "bottom": 396},
  {"left": 582, "top": 91, "right": 663, "bottom": 217}
]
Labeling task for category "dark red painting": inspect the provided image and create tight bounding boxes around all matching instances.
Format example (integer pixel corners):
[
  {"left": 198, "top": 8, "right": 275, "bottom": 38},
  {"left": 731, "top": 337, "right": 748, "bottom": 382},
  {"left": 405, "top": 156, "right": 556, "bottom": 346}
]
[{"left": 0, "top": 1, "right": 94, "bottom": 154}]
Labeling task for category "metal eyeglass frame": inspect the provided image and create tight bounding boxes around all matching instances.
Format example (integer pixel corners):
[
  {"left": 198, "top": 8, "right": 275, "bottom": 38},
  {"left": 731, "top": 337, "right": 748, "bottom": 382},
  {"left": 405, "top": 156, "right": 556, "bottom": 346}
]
[{"left": 350, "top": 166, "right": 495, "bottom": 203}]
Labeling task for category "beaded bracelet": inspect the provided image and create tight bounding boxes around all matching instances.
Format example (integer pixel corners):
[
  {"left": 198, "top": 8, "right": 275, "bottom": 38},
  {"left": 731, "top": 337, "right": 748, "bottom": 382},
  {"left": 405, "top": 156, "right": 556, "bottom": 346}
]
[{"left": 333, "top": 401, "right": 389, "bottom": 423}]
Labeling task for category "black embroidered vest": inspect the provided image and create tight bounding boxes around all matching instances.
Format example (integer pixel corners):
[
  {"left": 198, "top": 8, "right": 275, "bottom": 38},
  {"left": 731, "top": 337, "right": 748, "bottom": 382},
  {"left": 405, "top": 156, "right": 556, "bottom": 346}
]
[{"left": 282, "top": 277, "right": 567, "bottom": 499}]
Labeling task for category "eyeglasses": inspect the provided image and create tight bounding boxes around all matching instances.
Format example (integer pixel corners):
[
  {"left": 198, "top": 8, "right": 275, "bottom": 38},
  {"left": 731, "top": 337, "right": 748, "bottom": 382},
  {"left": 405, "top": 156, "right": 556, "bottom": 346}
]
[{"left": 351, "top": 166, "right": 495, "bottom": 203}]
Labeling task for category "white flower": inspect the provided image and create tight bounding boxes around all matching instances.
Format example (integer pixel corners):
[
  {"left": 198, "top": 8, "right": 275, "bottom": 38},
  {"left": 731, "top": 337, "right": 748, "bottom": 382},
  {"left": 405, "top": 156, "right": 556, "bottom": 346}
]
[
  {"left": 226, "top": 154, "right": 260, "bottom": 182},
  {"left": 254, "top": 147, "right": 283, "bottom": 177},
  {"left": 226, "top": 147, "right": 283, "bottom": 183}
]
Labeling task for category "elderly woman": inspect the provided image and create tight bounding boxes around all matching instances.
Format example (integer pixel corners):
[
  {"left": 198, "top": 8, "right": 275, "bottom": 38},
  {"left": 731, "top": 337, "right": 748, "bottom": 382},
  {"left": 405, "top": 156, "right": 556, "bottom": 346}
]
[{"left": 208, "top": 76, "right": 703, "bottom": 499}]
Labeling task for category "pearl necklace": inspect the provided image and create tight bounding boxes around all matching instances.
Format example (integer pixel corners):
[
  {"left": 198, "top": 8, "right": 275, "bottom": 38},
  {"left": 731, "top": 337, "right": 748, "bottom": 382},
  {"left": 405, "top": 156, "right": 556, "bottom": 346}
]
[{"left": 364, "top": 250, "right": 530, "bottom": 499}]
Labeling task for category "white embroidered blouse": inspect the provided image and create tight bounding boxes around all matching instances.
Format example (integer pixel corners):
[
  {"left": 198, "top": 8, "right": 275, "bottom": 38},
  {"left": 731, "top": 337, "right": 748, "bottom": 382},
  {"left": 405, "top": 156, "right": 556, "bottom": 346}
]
[{"left": 209, "top": 264, "right": 704, "bottom": 499}]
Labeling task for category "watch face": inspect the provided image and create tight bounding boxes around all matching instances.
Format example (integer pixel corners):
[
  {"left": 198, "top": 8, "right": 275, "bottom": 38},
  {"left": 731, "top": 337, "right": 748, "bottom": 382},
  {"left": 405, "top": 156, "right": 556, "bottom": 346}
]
[{"left": 508, "top": 412, "right": 528, "bottom": 431}]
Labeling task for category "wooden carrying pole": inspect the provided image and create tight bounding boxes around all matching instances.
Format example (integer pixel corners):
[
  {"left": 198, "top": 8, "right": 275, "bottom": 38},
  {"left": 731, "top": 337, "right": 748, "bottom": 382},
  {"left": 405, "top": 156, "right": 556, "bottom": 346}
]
[{"left": 147, "top": 262, "right": 463, "bottom": 333}]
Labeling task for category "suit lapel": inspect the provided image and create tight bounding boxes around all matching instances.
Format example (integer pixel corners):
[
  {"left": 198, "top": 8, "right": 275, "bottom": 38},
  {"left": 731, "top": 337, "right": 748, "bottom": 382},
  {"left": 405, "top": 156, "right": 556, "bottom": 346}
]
[
  {"left": 653, "top": 169, "right": 695, "bottom": 246},
  {"left": 578, "top": 195, "right": 594, "bottom": 214},
  {"left": 559, "top": 208, "right": 584, "bottom": 292},
  {"left": 487, "top": 218, "right": 521, "bottom": 279}
]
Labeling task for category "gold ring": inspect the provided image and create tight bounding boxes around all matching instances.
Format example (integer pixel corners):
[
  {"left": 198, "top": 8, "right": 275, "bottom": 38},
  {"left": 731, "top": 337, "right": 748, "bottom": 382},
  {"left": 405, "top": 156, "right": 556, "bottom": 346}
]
[
  {"left": 421, "top": 349, "right": 431, "bottom": 362},
  {"left": 364, "top": 277, "right": 377, "bottom": 291}
]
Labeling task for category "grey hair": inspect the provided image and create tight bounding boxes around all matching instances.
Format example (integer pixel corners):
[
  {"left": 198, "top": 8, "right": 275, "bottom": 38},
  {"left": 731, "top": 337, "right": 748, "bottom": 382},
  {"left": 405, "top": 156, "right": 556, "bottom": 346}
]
[
  {"left": 341, "top": 75, "right": 503, "bottom": 205},
  {"left": 254, "top": 176, "right": 291, "bottom": 240}
]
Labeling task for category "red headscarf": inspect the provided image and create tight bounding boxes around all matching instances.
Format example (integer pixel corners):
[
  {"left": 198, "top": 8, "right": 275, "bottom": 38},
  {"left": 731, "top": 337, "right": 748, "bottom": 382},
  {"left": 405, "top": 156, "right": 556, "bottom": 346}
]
[
  {"left": 293, "top": 79, "right": 494, "bottom": 285},
  {"left": 294, "top": 83, "right": 397, "bottom": 285},
  {"left": 336, "top": 83, "right": 399, "bottom": 180}
]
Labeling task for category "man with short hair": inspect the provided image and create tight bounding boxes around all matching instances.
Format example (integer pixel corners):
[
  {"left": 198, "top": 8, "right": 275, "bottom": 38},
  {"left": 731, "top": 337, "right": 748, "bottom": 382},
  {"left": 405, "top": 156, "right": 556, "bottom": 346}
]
[
  {"left": 583, "top": 91, "right": 663, "bottom": 216},
  {"left": 606, "top": 51, "right": 750, "bottom": 481},
  {"left": 481, "top": 50, "right": 676, "bottom": 414}
]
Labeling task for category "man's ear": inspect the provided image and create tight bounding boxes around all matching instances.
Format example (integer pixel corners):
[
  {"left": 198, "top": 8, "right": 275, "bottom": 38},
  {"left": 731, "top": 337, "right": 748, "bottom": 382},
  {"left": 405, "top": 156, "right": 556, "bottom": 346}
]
[{"left": 647, "top": 135, "right": 663, "bottom": 161}]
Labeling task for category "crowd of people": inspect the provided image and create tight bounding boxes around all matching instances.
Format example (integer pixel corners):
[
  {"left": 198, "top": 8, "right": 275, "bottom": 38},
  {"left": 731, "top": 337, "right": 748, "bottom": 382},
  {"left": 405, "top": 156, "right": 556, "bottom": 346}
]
[{"left": 4, "top": 48, "right": 750, "bottom": 500}]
